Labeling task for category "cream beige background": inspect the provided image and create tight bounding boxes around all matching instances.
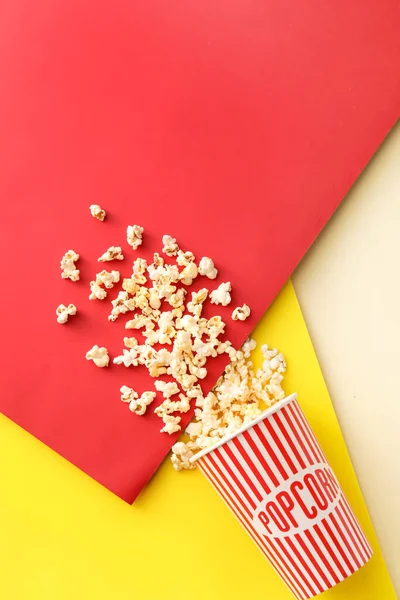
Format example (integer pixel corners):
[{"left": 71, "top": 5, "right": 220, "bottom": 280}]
[{"left": 294, "top": 120, "right": 400, "bottom": 594}]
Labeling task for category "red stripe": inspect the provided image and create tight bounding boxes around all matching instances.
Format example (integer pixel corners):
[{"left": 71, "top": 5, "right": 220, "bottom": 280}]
[
  {"left": 262, "top": 419, "right": 298, "bottom": 474},
  {"left": 313, "top": 523, "right": 348, "bottom": 579},
  {"left": 281, "top": 406, "right": 314, "bottom": 466},
  {"left": 304, "top": 529, "right": 341, "bottom": 585},
  {"left": 231, "top": 437, "right": 272, "bottom": 495},
  {"left": 199, "top": 458, "right": 306, "bottom": 600},
  {"left": 242, "top": 429, "right": 280, "bottom": 487},
  {"left": 330, "top": 510, "right": 361, "bottom": 569},
  {"left": 253, "top": 422, "right": 289, "bottom": 481},
  {"left": 294, "top": 533, "right": 332, "bottom": 589},
  {"left": 287, "top": 403, "right": 321, "bottom": 464},
  {"left": 273, "top": 411, "right": 307, "bottom": 469},
  {"left": 222, "top": 443, "right": 263, "bottom": 502},
  {"left": 334, "top": 504, "right": 365, "bottom": 566},
  {"left": 285, "top": 537, "right": 324, "bottom": 594},
  {"left": 340, "top": 496, "right": 372, "bottom": 559},
  {"left": 320, "top": 518, "right": 355, "bottom": 574},
  {"left": 201, "top": 457, "right": 311, "bottom": 600},
  {"left": 290, "top": 403, "right": 325, "bottom": 463}
]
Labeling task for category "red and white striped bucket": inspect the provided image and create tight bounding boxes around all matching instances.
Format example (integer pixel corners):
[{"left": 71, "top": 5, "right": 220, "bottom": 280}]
[{"left": 190, "top": 393, "right": 372, "bottom": 599}]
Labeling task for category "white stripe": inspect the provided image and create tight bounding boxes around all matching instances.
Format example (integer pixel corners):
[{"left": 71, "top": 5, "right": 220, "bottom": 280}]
[
  {"left": 270, "top": 413, "right": 305, "bottom": 472},
  {"left": 319, "top": 520, "right": 354, "bottom": 577},
  {"left": 214, "top": 450, "right": 316, "bottom": 599},
  {"left": 200, "top": 458, "right": 306, "bottom": 600}
]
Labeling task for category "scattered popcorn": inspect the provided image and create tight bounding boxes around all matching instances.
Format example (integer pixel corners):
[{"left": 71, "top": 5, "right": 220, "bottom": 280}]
[
  {"left": 143, "top": 324, "right": 159, "bottom": 346},
  {"left": 134, "top": 286, "right": 150, "bottom": 310},
  {"left": 60, "top": 250, "right": 80, "bottom": 281},
  {"left": 152, "top": 253, "right": 164, "bottom": 268},
  {"left": 89, "top": 204, "right": 106, "bottom": 221},
  {"left": 171, "top": 307, "right": 184, "bottom": 320},
  {"left": 170, "top": 338, "right": 287, "bottom": 469},
  {"left": 185, "top": 421, "right": 202, "bottom": 436},
  {"left": 155, "top": 393, "right": 191, "bottom": 418},
  {"left": 86, "top": 345, "right": 110, "bottom": 367},
  {"left": 171, "top": 442, "right": 195, "bottom": 471},
  {"left": 127, "top": 225, "right": 144, "bottom": 250},
  {"left": 148, "top": 349, "right": 170, "bottom": 377},
  {"left": 261, "top": 344, "right": 278, "bottom": 360},
  {"left": 187, "top": 288, "right": 208, "bottom": 317},
  {"left": 154, "top": 380, "right": 180, "bottom": 399},
  {"left": 210, "top": 281, "right": 232, "bottom": 306},
  {"left": 122, "top": 277, "right": 137, "bottom": 295},
  {"left": 98, "top": 246, "right": 124, "bottom": 262},
  {"left": 242, "top": 338, "right": 257, "bottom": 358},
  {"left": 125, "top": 314, "right": 150, "bottom": 329},
  {"left": 128, "top": 391, "right": 156, "bottom": 416},
  {"left": 180, "top": 261, "right": 198, "bottom": 286},
  {"left": 207, "top": 316, "right": 226, "bottom": 339},
  {"left": 96, "top": 269, "right": 120, "bottom": 288},
  {"left": 160, "top": 415, "right": 182, "bottom": 435},
  {"left": 198, "top": 256, "right": 218, "bottom": 279},
  {"left": 149, "top": 288, "right": 161, "bottom": 310},
  {"left": 56, "top": 303, "right": 77, "bottom": 324},
  {"left": 120, "top": 385, "right": 138, "bottom": 403},
  {"left": 109, "top": 291, "right": 136, "bottom": 321},
  {"left": 232, "top": 303, "right": 251, "bottom": 321},
  {"left": 123, "top": 336, "right": 139, "bottom": 349},
  {"left": 162, "top": 234, "right": 179, "bottom": 257},
  {"left": 76, "top": 225, "right": 260, "bottom": 453},
  {"left": 176, "top": 250, "right": 195, "bottom": 267},
  {"left": 168, "top": 288, "right": 187, "bottom": 309},
  {"left": 89, "top": 280, "right": 107, "bottom": 300},
  {"left": 113, "top": 348, "right": 139, "bottom": 367}
]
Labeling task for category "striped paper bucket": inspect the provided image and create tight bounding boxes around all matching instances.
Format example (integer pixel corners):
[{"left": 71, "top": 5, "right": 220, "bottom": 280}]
[{"left": 190, "top": 393, "right": 372, "bottom": 599}]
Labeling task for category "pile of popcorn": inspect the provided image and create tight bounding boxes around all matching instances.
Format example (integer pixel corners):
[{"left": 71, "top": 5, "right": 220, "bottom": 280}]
[
  {"left": 57, "top": 204, "right": 286, "bottom": 471},
  {"left": 171, "top": 340, "right": 286, "bottom": 470}
]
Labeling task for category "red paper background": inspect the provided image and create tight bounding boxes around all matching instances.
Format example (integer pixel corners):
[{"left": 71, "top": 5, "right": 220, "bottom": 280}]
[{"left": 0, "top": 0, "right": 399, "bottom": 502}]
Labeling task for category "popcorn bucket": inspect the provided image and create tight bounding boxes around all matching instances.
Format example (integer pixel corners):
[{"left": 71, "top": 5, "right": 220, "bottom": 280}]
[{"left": 190, "top": 393, "right": 372, "bottom": 600}]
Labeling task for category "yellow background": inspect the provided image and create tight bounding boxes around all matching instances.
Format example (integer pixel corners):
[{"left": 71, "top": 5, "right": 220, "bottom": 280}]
[{"left": 0, "top": 281, "right": 396, "bottom": 600}]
